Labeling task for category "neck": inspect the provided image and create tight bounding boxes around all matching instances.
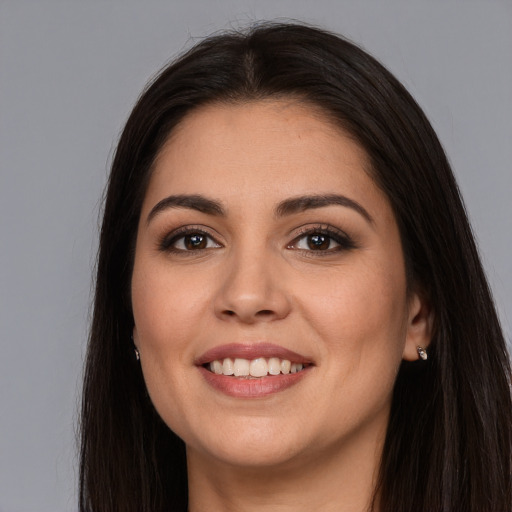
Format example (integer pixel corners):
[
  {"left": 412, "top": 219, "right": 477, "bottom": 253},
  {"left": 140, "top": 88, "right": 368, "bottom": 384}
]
[{"left": 186, "top": 427, "right": 384, "bottom": 512}]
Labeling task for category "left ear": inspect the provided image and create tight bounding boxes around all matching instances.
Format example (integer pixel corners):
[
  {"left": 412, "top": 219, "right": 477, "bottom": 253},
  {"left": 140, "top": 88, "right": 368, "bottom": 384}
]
[{"left": 402, "top": 290, "right": 434, "bottom": 361}]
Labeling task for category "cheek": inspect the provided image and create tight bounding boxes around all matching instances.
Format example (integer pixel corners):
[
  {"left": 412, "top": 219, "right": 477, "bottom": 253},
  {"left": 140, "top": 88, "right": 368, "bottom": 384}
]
[
  {"left": 295, "top": 258, "right": 408, "bottom": 372},
  {"left": 131, "top": 261, "right": 209, "bottom": 350},
  {"left": 304, "top": 264, "right": 407, "bottom": 408},
  {"left": 131, "top": 262, "right": 207, "bottom": 431}
]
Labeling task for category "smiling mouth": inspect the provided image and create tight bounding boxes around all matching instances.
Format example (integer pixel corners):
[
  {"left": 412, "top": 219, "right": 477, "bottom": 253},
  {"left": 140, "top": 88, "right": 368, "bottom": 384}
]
[
  {"left": 198, "top": 347, "right": 313, "bottom": 397},
  {"left": 204, "top": 357, "right": 310, "bottom": 378}
]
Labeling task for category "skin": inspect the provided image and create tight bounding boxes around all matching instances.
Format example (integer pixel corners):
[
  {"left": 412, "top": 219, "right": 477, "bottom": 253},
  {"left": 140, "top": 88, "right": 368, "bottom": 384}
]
[{"left": 131, "top": 100, "right": 431, "bottom": 512}]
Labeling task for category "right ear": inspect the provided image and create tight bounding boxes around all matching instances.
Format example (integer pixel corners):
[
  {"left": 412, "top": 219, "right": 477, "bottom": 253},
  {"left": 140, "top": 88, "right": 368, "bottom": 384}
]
[
  {"left": 132, "top": 327, "right": 140, "bottom": 361},
  {"left": 402, "top": 289, "right": 434, "bottom": 362}
]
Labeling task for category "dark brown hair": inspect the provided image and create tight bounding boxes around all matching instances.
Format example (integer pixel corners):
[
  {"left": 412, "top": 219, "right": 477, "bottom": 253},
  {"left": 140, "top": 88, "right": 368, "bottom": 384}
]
[{"left": 80, "top": 22, "right": 512, "bottom": 512}]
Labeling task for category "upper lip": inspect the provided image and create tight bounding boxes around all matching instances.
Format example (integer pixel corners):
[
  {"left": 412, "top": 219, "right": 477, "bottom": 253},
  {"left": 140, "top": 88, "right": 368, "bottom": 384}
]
[{"left": 195, "top": 343, "right": 313, "bottom": 366}]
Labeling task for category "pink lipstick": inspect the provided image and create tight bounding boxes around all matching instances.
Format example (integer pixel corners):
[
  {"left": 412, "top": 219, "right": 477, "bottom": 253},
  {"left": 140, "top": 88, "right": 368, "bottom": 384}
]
[{"left": 196, "top": 343, "right": 313, "bottom": 398}]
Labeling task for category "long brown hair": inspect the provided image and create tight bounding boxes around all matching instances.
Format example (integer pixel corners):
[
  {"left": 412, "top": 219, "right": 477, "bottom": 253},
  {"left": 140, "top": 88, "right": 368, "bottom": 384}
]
[{"left": 80, "top": 23, "right": 512, "bottom": 511}]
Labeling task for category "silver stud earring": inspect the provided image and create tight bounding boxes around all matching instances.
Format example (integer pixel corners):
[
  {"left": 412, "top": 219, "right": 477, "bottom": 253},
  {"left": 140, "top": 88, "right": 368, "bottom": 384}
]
[
  {"left": 416, "top": 346, "right": 428, "bottom": 361},
  {"left": 134, "top": 347, "right": 140, "bottom": 361}
]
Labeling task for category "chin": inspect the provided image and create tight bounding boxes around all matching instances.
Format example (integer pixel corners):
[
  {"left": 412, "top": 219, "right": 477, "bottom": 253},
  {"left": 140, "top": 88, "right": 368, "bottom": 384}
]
[{"left": 181, "top": 417, "right": 311, "bottom": 469}]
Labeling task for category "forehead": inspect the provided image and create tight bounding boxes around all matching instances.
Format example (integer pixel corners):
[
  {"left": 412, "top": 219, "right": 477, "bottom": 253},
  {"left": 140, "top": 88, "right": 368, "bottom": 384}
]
[{"left": 144, "top": 100, "right": 387, "bottom": 218}]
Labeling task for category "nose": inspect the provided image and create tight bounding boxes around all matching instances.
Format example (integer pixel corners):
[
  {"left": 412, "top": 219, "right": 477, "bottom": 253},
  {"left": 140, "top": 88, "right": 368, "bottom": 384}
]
[{"left": 213, "top": 249, "right": 292, "bottom": 324}]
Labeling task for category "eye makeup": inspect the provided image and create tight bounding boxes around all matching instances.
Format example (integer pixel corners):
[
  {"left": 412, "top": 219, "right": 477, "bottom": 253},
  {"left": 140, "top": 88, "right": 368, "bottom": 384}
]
[
  {"left": 157, "top": 225, "right": 222, "bottom": 254},
  {"left": 157, "top": 221, "right": 357, "bottom": 258},
  {"left": 287, "top": 224, "right": 357, "bottom": 255}
]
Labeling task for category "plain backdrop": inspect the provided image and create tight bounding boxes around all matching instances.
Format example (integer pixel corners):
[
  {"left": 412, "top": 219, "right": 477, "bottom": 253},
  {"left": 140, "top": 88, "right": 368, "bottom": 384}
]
[{"left": 0, "top": 1, "right": 510, "bottom": 510}]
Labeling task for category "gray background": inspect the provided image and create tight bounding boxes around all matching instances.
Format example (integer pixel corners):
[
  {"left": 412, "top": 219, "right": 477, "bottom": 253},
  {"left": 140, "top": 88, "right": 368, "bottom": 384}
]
[{"left": 1, "top": 1, "right": 510, "bottom": 510}]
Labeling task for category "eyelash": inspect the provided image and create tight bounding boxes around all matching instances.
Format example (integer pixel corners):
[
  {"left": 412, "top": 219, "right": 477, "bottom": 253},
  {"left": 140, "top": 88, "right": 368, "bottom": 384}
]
[
  {"left": 287, "top": 225, "right": 356, "bottom": 254},
  {"left": 158, "top": 226, "right": 220, "bottom": 253},
  {"left": 158, "top": 224, "right": 356, "bottom": 255}
]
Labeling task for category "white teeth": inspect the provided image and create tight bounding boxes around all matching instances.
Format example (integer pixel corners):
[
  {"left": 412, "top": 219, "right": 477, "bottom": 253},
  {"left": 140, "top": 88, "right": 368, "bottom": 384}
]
[
  {"left": 249, "top": 358, "right": 268, "bottom": 377},
  {"left": 268, "top": 357, "right": 281, "bottom": 375},
  {"left": 233, "top": 358, "right": 250, "bottom": 376},
  {"left": 222, "top": 357, "right": 234, "bottom": 375},
  {"left": 207, "top": 357, "right": 307, "bottom": 377},
  {"left": 211, "top": 360, "right": 223, "bottom": 374},
  {"left": 290, "top": 363, "right": 304, "bottom": 374}
]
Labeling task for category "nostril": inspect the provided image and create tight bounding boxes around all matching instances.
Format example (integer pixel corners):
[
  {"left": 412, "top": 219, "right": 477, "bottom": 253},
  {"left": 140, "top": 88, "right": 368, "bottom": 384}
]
[
  {"left": 256, "top": 310, "right": 274, "bottom": 317},
  {"left": 221, "top": 308, "right": 275, "bottom": 319}
]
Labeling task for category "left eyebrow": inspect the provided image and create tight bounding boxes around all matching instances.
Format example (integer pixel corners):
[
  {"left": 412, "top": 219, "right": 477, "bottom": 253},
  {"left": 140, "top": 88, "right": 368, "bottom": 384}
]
[
  {"left": 275, "top": 194, "right": 374, "bottom": 225},
  {"left": 146, "top": 194, "right": 225, "bottom": 224}
]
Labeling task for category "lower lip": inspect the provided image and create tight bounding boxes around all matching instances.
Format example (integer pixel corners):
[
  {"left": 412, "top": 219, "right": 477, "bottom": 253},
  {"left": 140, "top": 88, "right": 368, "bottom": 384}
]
[{"left": 198, "top": 366, "right": 311, "bottom": 398}]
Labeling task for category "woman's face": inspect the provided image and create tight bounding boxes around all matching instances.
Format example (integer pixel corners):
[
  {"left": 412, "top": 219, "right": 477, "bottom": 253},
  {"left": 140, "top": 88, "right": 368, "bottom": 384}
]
[{"left": 131, "top": 100, "right": 429, "bottom": 470}]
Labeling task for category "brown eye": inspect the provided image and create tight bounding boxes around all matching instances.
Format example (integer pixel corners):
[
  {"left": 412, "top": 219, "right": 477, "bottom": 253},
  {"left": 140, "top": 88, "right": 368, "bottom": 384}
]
[
  {"left": 287, "top": 226, "right": 356, "bottom": 254},
  {"left": 291, "top": 232, "right": 341, "bottom": 251},
  {"left": 164, "top": 230, "right": 222, "bottom": 252},
  {"left": 306, "top": 234, "right": 331, "bottom": 250},
  {"left": 184, "top": 234, "right": 208, "bottom": 250}
]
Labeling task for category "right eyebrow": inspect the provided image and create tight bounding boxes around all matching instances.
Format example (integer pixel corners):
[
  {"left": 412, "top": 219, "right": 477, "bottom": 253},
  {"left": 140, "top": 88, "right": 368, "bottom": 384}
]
[
  {"left": 275, "top": 193, "right": 374, "bottom": 225},
  {"left": 146, "top": 194, "right": 225, "bottom": 224}
]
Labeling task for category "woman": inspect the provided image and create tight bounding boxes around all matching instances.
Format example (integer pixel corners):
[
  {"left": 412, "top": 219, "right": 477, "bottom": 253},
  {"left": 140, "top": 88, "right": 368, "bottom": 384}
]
[{"left": 79, "top": 23, "right": 512, "bottom": 512}]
